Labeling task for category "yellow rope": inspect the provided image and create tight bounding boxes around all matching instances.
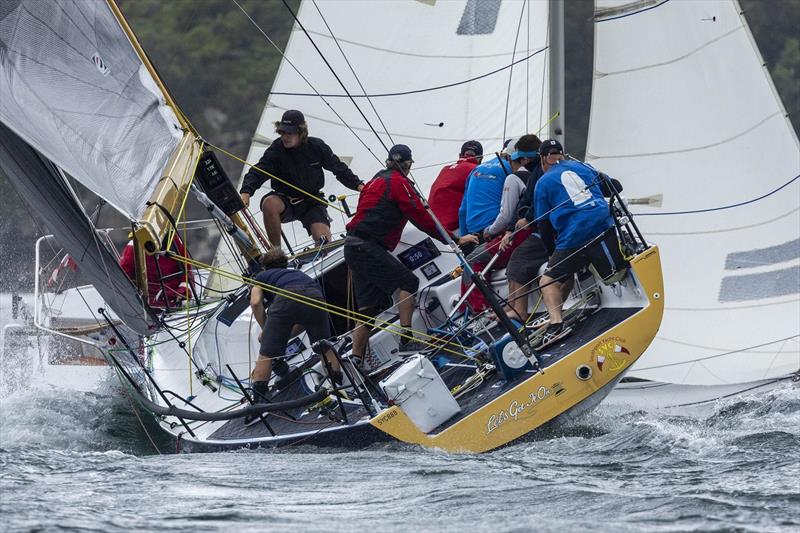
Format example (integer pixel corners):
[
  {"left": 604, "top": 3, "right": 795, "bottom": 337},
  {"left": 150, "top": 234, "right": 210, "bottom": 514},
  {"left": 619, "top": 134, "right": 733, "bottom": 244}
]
[
  {"left": 205, "top": 141, "right": 347, "bottom": 214},
  {"left": 166, "top": 142, "right": 203, "bottom": 252},
  {"left": 166, "top": 252, "right": 473, "bottom": 358}
]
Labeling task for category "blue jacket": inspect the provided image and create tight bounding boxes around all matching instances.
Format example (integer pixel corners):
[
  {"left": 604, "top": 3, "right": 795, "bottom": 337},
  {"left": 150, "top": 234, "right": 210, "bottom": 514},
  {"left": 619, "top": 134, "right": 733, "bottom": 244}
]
[
  {"left": 534, "top": 159, "right": 613, "bottom": 250},
  {"left": 458, "top": 156, "right": 511, "bottom": 234}
]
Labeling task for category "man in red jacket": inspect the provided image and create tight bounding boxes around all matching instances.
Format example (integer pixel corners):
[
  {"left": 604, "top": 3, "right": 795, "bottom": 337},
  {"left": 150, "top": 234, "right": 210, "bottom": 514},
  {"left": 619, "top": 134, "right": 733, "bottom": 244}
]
[
  {"left": 428, "top": 140, "right": 483, "bottom": 234},
  {"left": 344, "top": 144, "right": 477, "bottom": 360},
  {"left": 119, "top": 234, "right": 193, "bottom": 308}
]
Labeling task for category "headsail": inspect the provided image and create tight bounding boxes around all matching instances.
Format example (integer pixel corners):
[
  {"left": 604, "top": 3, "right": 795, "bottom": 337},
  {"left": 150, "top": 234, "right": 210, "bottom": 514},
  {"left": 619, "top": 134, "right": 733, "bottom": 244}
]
[
  {"left": 0, "top": 122, "right": 158, "bottom": 336},
  {"left": 244, "top": 0, "right": 551, "bottom": 245},
  {"left": 587, "top": 0, "right": 800, "bottom": 385},
  {"left": 0, "top": 0, "right": 182, "bottom": 221}
]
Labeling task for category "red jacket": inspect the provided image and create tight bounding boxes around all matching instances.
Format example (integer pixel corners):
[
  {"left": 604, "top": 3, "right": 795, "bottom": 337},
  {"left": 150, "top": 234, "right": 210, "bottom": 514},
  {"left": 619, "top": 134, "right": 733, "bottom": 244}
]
[
  {"left": 119, "top": 235, "right": 193, "bottom": 307},
  {"left": 428, "top": 159, "right": 477, "bottom": 232},
  {"left": 346, "top": 168, "right": 448, "bottom": 251}
]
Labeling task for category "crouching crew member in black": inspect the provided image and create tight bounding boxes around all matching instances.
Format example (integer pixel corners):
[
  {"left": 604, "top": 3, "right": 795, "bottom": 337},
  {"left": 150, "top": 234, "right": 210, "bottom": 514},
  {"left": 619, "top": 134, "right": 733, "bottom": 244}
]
[
  {"left": 344, "top": 144, "right": 478, "bottom": 361},
  {"left": 239, "top": 109, "right": 364, "bottom": 249},
  {"left": 249, "top": 249, "right": 342, "bottom": 402}
]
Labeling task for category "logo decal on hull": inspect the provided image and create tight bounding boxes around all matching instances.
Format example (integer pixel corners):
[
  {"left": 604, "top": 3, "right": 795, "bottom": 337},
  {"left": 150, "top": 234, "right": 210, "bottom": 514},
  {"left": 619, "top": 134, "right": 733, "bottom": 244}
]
[{"left": 591, "top": 337, "right": 630, "bottom": 372}]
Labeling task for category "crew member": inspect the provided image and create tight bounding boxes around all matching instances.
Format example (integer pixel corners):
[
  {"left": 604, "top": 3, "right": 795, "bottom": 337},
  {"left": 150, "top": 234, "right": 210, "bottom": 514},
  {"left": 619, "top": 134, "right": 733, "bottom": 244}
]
[
  {"left": 119, "top": 234, "right": 193, "bottom": 308},
  {"left": 239, "top": 110, "right": 364, "bottom": 248},
  {"left": 534, "top": 139, "right": 627, "bottom": 348},
  {"left": 461, "top": 135, "right": 541, "bottom": 314},
  {"left": 428, "top": 140, "right": 483, "bottom": 234},
  {"left": 249, "top": 248, "right": 342, "bottom": 402},
  {"left": 457, "top": 138, "right": 515, "bottom": 237},
  {"left": 344, "top": 144, "right": 477, "bottom": 360}
]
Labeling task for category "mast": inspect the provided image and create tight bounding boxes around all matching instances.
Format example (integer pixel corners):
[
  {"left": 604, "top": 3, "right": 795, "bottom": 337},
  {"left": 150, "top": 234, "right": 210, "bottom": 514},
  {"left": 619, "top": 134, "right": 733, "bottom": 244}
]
[{"left": 548, "top": 0, "right": 565, "bottom": 146}]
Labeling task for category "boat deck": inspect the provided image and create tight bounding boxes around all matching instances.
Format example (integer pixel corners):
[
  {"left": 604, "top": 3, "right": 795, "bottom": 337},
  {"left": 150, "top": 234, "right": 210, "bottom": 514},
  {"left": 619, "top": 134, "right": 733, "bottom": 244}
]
[{"left": 434, "top": 306, "right": 639, "bottom": 433}]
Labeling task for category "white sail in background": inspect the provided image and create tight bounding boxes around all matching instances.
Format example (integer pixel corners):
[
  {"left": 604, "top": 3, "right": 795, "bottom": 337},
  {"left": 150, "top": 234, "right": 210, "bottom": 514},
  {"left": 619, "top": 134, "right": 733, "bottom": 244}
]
[
  {"left": 587, "top": 0, "right": 800, "bottom": 385},
  {"left": 244, "top": 0, "right": 550, "bottom": 246},
  {"left": 0, "top": 0, "right": 182, "bottom": 220}
]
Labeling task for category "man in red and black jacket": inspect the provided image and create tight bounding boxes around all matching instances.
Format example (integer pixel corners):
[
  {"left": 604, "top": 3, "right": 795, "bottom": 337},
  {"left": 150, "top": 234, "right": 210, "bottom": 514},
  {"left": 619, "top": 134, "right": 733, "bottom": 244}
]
[{"left": 344, "top": 144, "right": 477, "bottom": 359}]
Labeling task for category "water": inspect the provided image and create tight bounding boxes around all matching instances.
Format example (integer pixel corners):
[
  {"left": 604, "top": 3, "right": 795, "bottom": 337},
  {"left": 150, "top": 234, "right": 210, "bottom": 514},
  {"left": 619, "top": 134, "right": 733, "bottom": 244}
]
[{"left": 1, "top": 377, "right": 798, "bottom": 532}]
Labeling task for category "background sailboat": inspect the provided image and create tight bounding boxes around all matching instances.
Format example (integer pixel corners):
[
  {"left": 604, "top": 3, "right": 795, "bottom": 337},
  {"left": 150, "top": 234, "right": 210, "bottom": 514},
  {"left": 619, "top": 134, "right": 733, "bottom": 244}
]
[{"left": 587, "top": 0, "right": 799, "bottom": 403}]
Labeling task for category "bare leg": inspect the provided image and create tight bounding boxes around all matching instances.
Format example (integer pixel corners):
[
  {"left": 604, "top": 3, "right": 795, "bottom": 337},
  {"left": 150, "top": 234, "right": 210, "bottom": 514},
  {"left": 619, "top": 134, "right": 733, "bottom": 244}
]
[
  {"left": 324, "top": 349, "right": 341, "bottom": 373},
  {"left": 398, "top": 289, "right": 416, "bottom": 331},
  {"left": 508, "top": 279, "right": 528, "bottom": 322},
  {"left": 261, "top": 195, "right": 286, "bottom": 248},
  {"left": 560, "top": 276, "right": 575, "bottom": 309},
  {"left": 309, "top": 222, "right": 333, "bottom": 246},
  {"left": 351, "top": 308, "right": 376, "bottom": 359},
  {"left": 540, "top": 275, "right": 564, "bottom": 324},
  {"left": 251, "top": 355, "right": 273, "bottom": 383}
]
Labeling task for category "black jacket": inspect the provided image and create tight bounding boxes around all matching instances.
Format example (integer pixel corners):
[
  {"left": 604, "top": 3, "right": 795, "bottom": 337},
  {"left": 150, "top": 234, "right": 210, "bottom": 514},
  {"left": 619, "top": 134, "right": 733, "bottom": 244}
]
[{"left": 240, "top": 137, "right": 362, "bottom": 198}]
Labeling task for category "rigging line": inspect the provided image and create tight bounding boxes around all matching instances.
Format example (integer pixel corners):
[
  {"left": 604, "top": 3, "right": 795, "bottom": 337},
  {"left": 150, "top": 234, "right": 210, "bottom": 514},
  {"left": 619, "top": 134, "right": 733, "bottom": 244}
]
[
  {"left": 634, "top": 175, "right": 799, "bottom": 216},
  {"left": 205, "top": 141, "right": 347, "bottom": 214},
  {"left": 538, "top": 2, "right": 549, "bottom": 134},
  {"left": 166, "top": 144, "right": 202, "bottom": 252},
  {"left": 303, "top": 28, "right": 543, "bottom": 60},
  {"left": 502, "top": 0, "right": 528, "bottom": 142},
  {"left": 279, "top": 0, "right": 389, "bottom": 153},
  {"left": 270, "top": 46, "right": 549, "bottom": 98},
  {"left": 632, "top": 334, "right": 800, "bottom": 371},
  {"left": 646, "top": 207, "right": 799, "bottom": 236},
  {"left": 310, "top": 0, "right": 395, "bottom": 148},
  {"left": 170, "top": 252, "right": 473, "bottom": 356},
  {"left": 229, "top": 0, "right": 383, "bottom": 166}
]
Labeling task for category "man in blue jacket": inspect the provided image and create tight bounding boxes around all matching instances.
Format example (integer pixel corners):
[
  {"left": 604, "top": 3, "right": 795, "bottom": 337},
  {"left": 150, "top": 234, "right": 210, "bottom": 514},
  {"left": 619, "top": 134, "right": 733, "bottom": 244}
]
[{"left": 534, "top": 139, "right": 626, "bottom": 348}]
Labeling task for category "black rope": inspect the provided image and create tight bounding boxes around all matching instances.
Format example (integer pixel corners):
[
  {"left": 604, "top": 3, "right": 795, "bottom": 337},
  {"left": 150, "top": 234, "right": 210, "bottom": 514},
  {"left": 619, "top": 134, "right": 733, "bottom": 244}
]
[
  {"left": 270, "top": 47, "right": 548, "bottom": 99},
  {"left": 502, "top": 0, "right": 528, "bottom": 141},
  {"left": 311, "top": 0, "right": 395, "bottom": 148},
  {"left": 279, "top": 0, "right": 390, "bottom": 153}
]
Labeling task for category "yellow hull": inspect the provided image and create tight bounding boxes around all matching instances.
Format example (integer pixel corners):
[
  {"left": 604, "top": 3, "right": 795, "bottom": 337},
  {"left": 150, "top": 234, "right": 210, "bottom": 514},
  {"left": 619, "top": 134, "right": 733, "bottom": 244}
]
[{"left": 369, "top": 246, "right": 664, "bottom": 452}]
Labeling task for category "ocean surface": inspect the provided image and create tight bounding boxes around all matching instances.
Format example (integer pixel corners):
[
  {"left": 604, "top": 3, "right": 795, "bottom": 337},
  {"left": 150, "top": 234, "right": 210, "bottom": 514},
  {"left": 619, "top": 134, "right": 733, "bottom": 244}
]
[{"left": 1, "top": 371, "right": 798, "bottom": 532}]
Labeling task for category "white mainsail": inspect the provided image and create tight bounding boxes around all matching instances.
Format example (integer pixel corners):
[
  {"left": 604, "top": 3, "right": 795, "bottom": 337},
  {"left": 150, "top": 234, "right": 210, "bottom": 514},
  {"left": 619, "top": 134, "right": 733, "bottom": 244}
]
[
  {"left": 587, "top": 0, "right": 800, "bottom": 385},
  {"left": 0, "top": 0, "right": 182, "bottom": 221},
  {"left": 243, "top": 0, "right": 551, "bottom": 246}
]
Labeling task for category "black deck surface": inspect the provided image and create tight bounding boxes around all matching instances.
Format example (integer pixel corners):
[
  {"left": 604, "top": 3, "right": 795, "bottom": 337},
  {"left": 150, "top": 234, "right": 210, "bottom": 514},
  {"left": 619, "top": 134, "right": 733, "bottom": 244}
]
[{"left": 434, "top": 306, "right": 639, "bottom": 432}]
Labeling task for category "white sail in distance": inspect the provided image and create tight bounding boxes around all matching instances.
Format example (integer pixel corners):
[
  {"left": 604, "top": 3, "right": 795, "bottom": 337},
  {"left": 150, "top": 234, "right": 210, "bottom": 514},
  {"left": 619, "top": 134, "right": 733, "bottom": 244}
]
[
  {"left": 243, "top": 0, "right": 550, "bottom": 247},
  {"left": 587, "top": 0, "right": 800, "bottom": 385},
  {"left": 0, "top": 0, "right": 182, "bottom": 221}
]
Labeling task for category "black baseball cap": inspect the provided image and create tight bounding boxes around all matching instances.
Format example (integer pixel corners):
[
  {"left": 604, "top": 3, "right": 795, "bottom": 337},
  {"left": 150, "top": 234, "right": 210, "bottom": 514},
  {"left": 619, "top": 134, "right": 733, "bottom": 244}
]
[
  {"left": 539, "top": 139, "right": 563, "bottom": 156},
  {"left": 460, "top": 140, "right": 483, "bottom": 157},
  {"left": 278, "top": 109, "right": 305, "bottom": 133},
  {"left": 388, "top": 144, "right": 413, "bottom": 163}
]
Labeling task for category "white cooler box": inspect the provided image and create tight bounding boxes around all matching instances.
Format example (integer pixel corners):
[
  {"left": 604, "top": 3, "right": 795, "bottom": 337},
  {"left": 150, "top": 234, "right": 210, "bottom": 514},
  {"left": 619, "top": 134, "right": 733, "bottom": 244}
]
[{"left": 379, "top": 354, "right": 461, "bottom": 433}]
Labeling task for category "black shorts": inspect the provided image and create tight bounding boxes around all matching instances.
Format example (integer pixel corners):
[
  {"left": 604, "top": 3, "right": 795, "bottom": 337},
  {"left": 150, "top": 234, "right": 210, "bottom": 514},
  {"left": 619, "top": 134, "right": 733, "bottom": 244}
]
[
  {"left": 344, "top": 236, "right": 419, "bottom": 312},
  {"left": 259, "top": 284, "right": 331, "bottom": 356},
  {"left": 263, "top": 192, "right": 331, "bottom": 234},
  {"left": 544, "top": 229, "right": 627, "bottom": 283},
  {"left": 506, "top": 234, "right": 550, "bottom": 284}
]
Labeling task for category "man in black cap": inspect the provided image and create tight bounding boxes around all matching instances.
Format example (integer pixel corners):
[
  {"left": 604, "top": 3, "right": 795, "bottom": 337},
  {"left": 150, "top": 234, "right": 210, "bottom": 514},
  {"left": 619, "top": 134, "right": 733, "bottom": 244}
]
[
  {"left": 428, "top": 140, "right": 483, "bottom": 234},
  {"left": 344, "top": 144, "right": 477, "bottom": 359},
  {"left": 240, "top": 109, "right": 364, "bottom": 249},
  {"left": 533, "top": 139, "right": 626, "bottom": 349}
]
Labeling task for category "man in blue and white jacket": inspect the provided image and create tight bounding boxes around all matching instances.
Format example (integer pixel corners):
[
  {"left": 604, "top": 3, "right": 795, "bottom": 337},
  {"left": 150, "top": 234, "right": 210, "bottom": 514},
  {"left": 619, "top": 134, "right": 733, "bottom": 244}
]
[{"left": 534, "top": 139, "right": 626, "bottom": 348}]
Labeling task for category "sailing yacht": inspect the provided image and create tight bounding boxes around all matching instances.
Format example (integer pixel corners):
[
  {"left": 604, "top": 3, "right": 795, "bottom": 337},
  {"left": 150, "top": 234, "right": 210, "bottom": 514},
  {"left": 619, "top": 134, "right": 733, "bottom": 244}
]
[{"left": 0, "top": 0, "right": 666, "bottom": 451}]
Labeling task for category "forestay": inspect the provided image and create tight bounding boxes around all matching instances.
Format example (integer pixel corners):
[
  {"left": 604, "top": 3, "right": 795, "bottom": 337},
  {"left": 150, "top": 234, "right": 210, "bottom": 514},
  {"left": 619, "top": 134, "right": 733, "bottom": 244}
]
[
  {"left": 587, "top": 0, "right": 800, "bottom": 385},
  {"left": 0, "top": 0, "right": 182, "bottom": 221},
  {"left": 243, "top": 0, "right": 551, "bottom": 247}
]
